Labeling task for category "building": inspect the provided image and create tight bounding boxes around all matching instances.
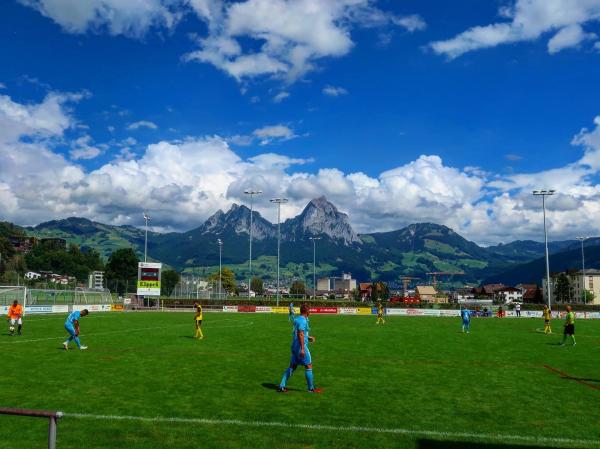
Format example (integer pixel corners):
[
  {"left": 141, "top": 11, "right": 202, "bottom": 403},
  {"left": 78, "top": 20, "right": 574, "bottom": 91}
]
[
  {"left": 332, "top": 273, "right": 357, "bottom": 293},
  {"left": 317, "top": 277, "right": 331, "bottom": 292},
  {"left": 9, "top": 236, "right": 38, "bottom": 253},
  {"left": 416, "top": 285, "right": 440, "bottom": 303},
  {"left": 452, "top": 288, "right": 475, "bottom": 302},
  {"left": 473, "top": 284, "right": 506, "bottom": 298},
  {"left": 494, "top": 286, "right": 523, "bottom": 304},
  {"left": 25, "top": 271, "right": 42, "bottom": 280},
  {"left": 40, "top": 238, "right": 67, "bottom": 250},
  {"left": 88, "top": 271, "right": 105, "bottom": 290},
  {"left": 542, "top": 269, "right": 600, "bottom": 305}
]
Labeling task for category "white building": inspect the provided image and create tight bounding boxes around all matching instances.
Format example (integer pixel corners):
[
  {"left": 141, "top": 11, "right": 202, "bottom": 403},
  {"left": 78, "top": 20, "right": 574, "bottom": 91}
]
[
  {"left": 494, "top": 287, "right": 523, "bottom": 304},
  {"left": 88, "top": 271, "right": 105, "bottom": 290},
  {"left": 543, "top": 269, "right": 600, "bottom": 305},
  {"left": 332, "top": 273, "right": 357, "bottom": 293},
  {"left": 25, "top": 272, "right": 41, "bottom": 280},
  {"left": 317, "top": 277, "right": 331, "bottom": 292}
]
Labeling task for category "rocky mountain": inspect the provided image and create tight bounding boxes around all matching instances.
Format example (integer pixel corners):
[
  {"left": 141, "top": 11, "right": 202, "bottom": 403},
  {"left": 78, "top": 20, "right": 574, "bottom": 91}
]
[
  {"left": 282, "top": 196, "right": 361, "bottom": 245},
  {"left": 199, "top": 204, "right": 276, "bottom": 240},
  {"left": 9, "top": 197, "right": 597, "bottom": 286}
]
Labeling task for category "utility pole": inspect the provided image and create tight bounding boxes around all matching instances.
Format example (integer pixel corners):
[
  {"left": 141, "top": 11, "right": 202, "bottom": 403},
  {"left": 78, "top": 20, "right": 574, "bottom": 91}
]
[
  {"left": 533, "top": 190, "right": 555, "bottom": 309},
  {"left": 309, "top": 237, "right": 321, "bottom": 300},
  {"left": 270, "top": 198, "right": 288, "bottom": 307},
  {"left": 576, "top": 236, "right": 587, "bottom": 303},
  {"left": 244, "top": 190, "right": 262, "bottom": 299}
]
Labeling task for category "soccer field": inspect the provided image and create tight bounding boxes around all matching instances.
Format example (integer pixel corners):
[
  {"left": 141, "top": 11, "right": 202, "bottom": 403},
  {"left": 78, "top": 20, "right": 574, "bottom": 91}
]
[{"left": 1, "top": 311, "right": 599, "bottom": 449}]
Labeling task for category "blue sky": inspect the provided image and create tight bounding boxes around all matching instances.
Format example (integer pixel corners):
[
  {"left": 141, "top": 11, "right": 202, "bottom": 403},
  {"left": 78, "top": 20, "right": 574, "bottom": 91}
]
[{"left": 1, "top": 0, "right": 600, "bottom": 245}]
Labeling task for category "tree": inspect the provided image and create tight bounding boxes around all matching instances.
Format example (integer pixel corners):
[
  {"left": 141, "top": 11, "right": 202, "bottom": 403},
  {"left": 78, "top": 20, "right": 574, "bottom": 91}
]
[
  {"left": 290, "top": 280, "right": 305, "bottom": 296},
  {"left": 554, "top": 273, "right": 572, "bottom": 303},
  {"left": 105, "top": 248, "right": 139, "bottom": 295},
  {"left": 584, "top": 289, "right": 595, "bottom": 304},
  {"left": 208, "top": 267, "right": 236, "bottom": 293},
  {"left": 534, "top": 287, "right": 544, "bottom": 304},
  {"left": 251, "top": 277, "right": 264, "bottom": 295},
  {"left": 370, "top": 282, "right": 389, "bottom": 301},
  {"left": 161, "top": 269, "right": 180, "bottom": 297}
]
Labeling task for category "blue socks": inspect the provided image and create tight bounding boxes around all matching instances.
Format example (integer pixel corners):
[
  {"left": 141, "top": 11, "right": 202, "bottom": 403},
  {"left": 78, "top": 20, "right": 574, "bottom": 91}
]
[
  {"left": 305, "top": 369, "right": 314, "bottom": 390},
  {"left": 280, "top": 367, "right": 294, "bottom": 388}
]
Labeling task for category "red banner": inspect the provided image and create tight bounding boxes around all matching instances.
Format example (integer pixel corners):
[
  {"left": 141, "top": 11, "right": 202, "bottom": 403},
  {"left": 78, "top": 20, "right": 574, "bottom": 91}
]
[
  {"left": 238, "top": 305, "right": 256, "bottom": 313},
  {"left": 309, "top": 307, "right": 338, "bottom": 314}
]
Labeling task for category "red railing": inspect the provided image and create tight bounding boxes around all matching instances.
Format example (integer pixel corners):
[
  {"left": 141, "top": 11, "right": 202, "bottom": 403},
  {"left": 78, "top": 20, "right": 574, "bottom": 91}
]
[{"left": 0, "top": 407, "right": 63, "bottom": 449}]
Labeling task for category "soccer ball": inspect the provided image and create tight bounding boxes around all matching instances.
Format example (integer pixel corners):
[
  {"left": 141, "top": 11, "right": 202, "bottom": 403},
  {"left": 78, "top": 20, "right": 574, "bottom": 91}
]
[{"left": 9, "top": 326, "right": 15, "bottom": 333}]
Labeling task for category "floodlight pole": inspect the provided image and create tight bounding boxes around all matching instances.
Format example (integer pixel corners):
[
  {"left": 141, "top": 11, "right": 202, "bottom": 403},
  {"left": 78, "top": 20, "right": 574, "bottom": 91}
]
[
  {"left": 217, "top": 239, "right": 223, "bottom": 299},
  {"left": 143, "top": 213, "right": 150, "bottom": 262},
  {"left": 244, "top": 190, "right": 262, "bottom": 299},
  {"left": 533, "top": 190, "right": 555, "bottom": 309},
  {"left": 576, "top": 236, "right": 587, "bottom": 303},
  {"left": 309, "top": 237, "right": 321, "bottom": 300},
  {"left": 270, "top": 198, "right": 288, "bottom": 306}
]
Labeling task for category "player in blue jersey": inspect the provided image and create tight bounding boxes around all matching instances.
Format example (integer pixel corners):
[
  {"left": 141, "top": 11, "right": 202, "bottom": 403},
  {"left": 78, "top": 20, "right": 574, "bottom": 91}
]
[
  {"left": 288, "top": 302, "right": 295, "bottom": 323},
  {"left": 461, "top": 306, "right": 471, "bottom": 333},
  {"left": 277, "top": 304, "right": 321, "bottom": 393},
  {"left": 63, "top": 309, "right": 89, "bottom": 350}
]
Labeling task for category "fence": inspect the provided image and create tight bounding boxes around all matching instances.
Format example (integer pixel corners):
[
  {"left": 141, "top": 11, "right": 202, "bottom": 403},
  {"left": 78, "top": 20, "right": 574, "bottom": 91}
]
[{"left": 0, "top": 407, "right": 62, "bottom": 449}]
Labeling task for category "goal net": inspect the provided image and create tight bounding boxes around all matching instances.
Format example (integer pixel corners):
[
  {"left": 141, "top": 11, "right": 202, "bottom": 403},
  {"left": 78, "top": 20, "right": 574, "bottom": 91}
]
[{"left": 0, "top": 286, "right": 27, "bottom": 307}]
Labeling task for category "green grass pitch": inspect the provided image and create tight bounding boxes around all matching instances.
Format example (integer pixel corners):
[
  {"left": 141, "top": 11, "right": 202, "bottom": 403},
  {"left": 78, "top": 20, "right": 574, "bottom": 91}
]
[{"left": 1, "top": 311, "right": 599, "bottom": 449}]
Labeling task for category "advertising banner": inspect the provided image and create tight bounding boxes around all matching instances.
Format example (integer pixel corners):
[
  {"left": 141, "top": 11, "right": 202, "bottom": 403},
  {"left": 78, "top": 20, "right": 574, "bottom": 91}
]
[
  {"left": 385, "top": 308, "right": 406, "bottom": 316},
  {"left": 439, "top": 310, "right": 461, "bottom": 317},
  {"left": 223, "top": 306, "right": 238, "bottom": 313},
  {"left": 52, "top": 305, "right": 69, "bottom": 313},
  {"left": 111, "top": 304, "right": 124, "bottom": 311},
  {"left": 356, "top": 307, "right": 372, "bottom": 315},
  {"left": 137, "top": 262, "right": 162, "bottom": 296},
  {"left": 338, "top": 308, "right": 357, "bottom": 315},
  {"left": 255, "top": 306, "right": 272, "bottom": 313},
  {"left": 308, "top": 307, "right": 338, "bottom": 314},
  {"left": 73, "top": 304, "right": 111, "bottom": 312},
  {"left": 238, "top": 305, "right": 256, "bottom": 313},
  {"left": 271, "top": 307, "right": 289, "bottom": 314},
  {"left": 25, "top": 305, "right": 53, "bottom": 314}
]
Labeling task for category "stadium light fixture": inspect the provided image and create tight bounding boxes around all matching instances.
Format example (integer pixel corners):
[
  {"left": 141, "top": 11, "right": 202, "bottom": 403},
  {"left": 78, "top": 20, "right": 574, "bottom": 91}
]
[
  {"left": 244, "top": 190, "right": 262, "bottom": 300},
  {"left": 576, "top": 236, "right": 588, "bottom": 303},
  {"left": 270, "top": 198, "right": 289, "bottom": 307},
  {"left": 309, "top": 237, "right": 322, "bottom": 300},
  {"left": 532, "top": 190, "right": 555, "bottom": 309}
]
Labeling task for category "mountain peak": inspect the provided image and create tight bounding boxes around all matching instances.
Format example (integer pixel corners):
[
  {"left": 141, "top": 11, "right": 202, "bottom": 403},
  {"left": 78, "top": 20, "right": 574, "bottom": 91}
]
[
  {"left": 283, "top": 197, "right": 361, "bottom": 245},
  {"left": 199, "top": 203, "right": 275, "bottom": 240}
]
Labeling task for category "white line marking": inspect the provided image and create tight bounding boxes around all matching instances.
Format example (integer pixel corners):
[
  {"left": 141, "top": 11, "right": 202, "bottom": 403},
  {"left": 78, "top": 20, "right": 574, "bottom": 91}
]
[
  {"left": 0, "top": 319, "right": 254, "bottom": 344},
  {"left": 63, "top": 412, "right": 600, "bottom": 447}
]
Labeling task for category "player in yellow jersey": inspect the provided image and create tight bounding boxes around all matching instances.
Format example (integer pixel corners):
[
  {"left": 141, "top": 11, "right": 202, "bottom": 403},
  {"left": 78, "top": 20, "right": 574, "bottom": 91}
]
[
  {"left": 376, "top": 301, "right": 385, "bottom": 324},
  {"left": 542, "top": 304, "right": 552, "bottom": 334},
  {"left": 194, "top": 302, "right": 204, "bottom": 339}
]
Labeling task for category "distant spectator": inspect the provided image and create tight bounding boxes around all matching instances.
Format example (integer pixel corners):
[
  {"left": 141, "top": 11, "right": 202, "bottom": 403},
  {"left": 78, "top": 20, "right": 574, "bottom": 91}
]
[{"left": 515, "top": 303, "right": 521, "bottom": 317}]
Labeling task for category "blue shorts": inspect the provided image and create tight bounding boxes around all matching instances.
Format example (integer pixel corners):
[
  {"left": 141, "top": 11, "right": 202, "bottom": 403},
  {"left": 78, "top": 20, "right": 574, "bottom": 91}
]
[
  {"left": 290, "top": 348, "right": 312, "bottom": 366},
  {"left": 65, "top": 323, "right": 76, "bottom": 337},
  {"left": 463, "top": 320, "right": 470, "bottom": 326}
]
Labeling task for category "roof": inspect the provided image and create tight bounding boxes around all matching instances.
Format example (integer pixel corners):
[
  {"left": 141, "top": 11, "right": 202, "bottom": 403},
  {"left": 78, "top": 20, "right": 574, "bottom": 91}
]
[
  {"left": 359, "top": 283, "right": 371, "bottom": 291},
  {"left": 495, "top": 286, "right": 521, "bottom": 293},
  {"left": 482, "top": 284, "right": 505, "bottom": 294},
  {"left": 416, "top": 285, "right": 437, "bottom": 295}
]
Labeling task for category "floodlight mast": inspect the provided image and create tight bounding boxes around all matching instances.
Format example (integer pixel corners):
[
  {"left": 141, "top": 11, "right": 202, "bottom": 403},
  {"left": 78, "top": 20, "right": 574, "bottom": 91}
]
[
  {"left": 217, "top": 239, "right": 223, "bottom": 299},
  {"left": 532, "top": 190, "right": 555, "bottom": 309},
  {"left": 270, "top": 198, "right": 288, "bottom": 306},
  {"left": 244, "top": 190, "right": 262, "bottom": 300},
  {"left": 576, "top": 236, "right": 587, "bottom": 303},
  {"left": 143, "top": 213, "right": 150, "bottom": 262},
  {"left": 309, "top": 237, "right": 321, "bottom": 300}
]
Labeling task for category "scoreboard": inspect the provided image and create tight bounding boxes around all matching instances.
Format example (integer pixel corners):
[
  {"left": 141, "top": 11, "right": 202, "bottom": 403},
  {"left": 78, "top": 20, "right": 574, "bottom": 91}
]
[{"left": 137, "top": 262, "right": 162, "bottom": 296}]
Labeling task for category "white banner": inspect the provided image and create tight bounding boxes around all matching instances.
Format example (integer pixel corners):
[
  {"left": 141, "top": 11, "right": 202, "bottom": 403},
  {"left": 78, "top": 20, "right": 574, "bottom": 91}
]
[
  {"left": 338, "top": 308, "right": 357, "bottom": 315},
  {"left": 223, "top": 306, "right": 238, "bottom": 313},
  {"left": 52, "top": 305, "right": 69, "bottom": 313},
  {"left": 25, "top": 305, "right": 53, "bottom": 314},
  {"left": 255, "top": 306, "right": 272, "bottom": 313},
  {"left": 73, "top": 304, "right": 111, "bottom": 312}
]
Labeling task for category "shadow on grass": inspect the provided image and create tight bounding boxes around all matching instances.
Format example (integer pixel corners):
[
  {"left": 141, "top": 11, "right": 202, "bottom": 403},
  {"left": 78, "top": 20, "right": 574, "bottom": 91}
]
[
  {"left": 180, "top": 336, "right": 198, "bottom": 339},
  {"left": 261, "top": 383, "right": 303, "bottom": 392},
  {"left": 418, "top": 440, "right": 570, "bottom": 449}
]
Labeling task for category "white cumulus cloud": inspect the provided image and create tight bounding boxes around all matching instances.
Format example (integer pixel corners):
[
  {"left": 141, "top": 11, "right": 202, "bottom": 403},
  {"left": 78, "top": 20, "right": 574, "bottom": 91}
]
[
  {"left": 127, "top": 120, "right": 158, "bottom": 130},
  {"left": 430, "top": 0, "right": 600, "bottom": 59}
]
